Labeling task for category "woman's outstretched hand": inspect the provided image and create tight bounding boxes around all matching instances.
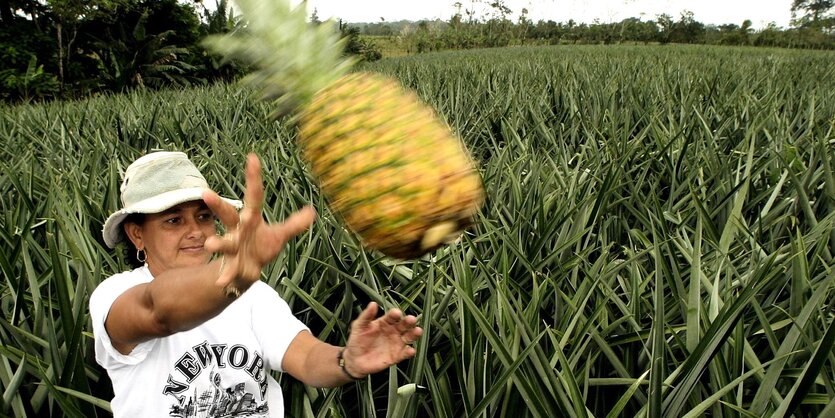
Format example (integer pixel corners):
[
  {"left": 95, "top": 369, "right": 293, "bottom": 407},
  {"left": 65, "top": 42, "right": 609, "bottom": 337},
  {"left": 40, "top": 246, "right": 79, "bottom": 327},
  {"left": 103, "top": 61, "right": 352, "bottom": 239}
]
[
  {"left": 342, "top": 302, "right": 424, "bottom": 378},
  {"left": 202, "top": 153, "right": 316, "bottom": 292}
]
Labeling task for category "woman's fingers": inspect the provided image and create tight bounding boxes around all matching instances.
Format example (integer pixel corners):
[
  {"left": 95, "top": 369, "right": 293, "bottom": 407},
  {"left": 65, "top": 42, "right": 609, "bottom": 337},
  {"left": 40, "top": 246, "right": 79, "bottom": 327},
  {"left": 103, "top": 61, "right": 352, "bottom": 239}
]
[
  {"left": 402, "top": 346, "right": 417, "bottom": 358},
  {"left": 206, "top": 154, "right": 317, "bottom": 291},
  {"left": 216, "top": 259, "right": 236, "bottom": 287},
  {"left": 269, "top": 206, "right": 317, "bottom": 245},
  {"left": 281, "top": 206, "right": 317, "bottom": 236},
  {"left": 396, "top": 313, "right": 422, "bottom": 347},
  {"left": 394, "top": 315, "right": 418, "bottom": 333},
  {"left": 352, "top": 302, "right": 379, "bottom": 333},
  {"left": 382, "top": 308, "right": 404, "bottom": 326},
  {"left": 243, "top": 153, "right": 264, "bottom": 213},
  {"left": 376, "top": 309, "right": 423, "bottom": 347},
  {"left": 243, "top": 206, "right": 316, "bottom": 263},
  {"left": 400, "top": 326, "right": 423, "bottom": 344},
  {"left": 203, "top": 190, "right": 240, "bottom": 228},
  {"left": 203, "top": 189, "right": 241, "bottom": 254},
  {"left": 207, "top": 207, "right": 315, "bottom": 270},
  {"left": 204, "top": 234, "right": 239, "bottom": 254}
]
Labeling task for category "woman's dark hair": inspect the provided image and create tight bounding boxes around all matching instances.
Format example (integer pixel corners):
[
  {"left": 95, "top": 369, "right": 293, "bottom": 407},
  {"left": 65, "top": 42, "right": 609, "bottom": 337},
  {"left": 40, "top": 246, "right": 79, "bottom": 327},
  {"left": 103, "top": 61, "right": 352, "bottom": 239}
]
[{"left": 120, "top": 213, "right": 146, "bottom": 269}]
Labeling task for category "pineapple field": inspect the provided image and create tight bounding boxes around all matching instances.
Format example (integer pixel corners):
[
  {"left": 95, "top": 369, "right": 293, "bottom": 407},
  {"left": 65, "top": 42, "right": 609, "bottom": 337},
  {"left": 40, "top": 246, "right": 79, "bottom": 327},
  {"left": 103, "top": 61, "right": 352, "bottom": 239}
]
[{"left": 1, "top": 44, "right": 835, "bottom": 417}]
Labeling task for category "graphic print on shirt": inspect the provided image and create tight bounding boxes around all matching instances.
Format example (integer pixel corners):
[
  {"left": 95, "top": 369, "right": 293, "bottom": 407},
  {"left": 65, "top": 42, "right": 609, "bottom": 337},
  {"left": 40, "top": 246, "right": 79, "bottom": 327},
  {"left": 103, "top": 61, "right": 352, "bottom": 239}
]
[{"left": 163, "top": 341, "right": 269, "bottom": 417}]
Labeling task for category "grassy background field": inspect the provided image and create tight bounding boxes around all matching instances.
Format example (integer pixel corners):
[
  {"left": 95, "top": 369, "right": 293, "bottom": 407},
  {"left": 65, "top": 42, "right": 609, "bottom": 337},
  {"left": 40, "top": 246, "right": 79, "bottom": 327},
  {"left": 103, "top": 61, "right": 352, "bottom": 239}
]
[{"left": 1, "top": 44, "right": 835, "bottom": 417}]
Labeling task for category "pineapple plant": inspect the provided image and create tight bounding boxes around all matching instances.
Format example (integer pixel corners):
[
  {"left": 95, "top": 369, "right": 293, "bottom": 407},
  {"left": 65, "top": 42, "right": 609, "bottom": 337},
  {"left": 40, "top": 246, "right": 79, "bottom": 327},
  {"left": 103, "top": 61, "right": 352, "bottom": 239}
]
[{"left": 204, "top": 0, "right": 484, "bottom": 259}]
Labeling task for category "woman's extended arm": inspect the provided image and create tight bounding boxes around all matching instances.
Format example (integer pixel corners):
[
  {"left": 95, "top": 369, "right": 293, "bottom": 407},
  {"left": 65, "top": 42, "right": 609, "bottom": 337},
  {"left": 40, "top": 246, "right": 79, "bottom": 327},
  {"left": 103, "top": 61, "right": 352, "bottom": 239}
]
[{"left": 282, "top": 302, "right": 423, "bottom": 388}]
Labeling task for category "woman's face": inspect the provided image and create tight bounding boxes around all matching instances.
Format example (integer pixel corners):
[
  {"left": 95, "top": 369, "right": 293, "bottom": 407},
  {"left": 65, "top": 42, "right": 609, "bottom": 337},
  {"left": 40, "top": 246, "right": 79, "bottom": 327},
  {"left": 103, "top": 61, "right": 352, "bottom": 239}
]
[{"left": 124, "top": 200, "right": 217, "bottom": 276}]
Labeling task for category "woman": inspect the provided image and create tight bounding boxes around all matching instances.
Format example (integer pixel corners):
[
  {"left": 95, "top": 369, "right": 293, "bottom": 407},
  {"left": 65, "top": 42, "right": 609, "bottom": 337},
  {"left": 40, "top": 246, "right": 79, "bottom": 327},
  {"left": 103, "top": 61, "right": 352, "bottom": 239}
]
[{"left": 90, "top": 151, "right": 422, "bottom": 417}]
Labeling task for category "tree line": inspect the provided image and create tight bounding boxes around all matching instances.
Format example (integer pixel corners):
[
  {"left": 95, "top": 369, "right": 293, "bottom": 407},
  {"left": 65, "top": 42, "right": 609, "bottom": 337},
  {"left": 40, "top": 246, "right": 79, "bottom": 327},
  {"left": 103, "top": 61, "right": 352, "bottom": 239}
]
[
  {"left": 1, "top": 0, "right": 240, "bottom": 102},
  {"left": 0, "top": 0, "right": 384, "bottom": 103},
  {"left": 1, "top": 0, "right": 833, "bottom": 103},
  {"left": 357, "top": 2, "right": 835, "bottom": 54}
]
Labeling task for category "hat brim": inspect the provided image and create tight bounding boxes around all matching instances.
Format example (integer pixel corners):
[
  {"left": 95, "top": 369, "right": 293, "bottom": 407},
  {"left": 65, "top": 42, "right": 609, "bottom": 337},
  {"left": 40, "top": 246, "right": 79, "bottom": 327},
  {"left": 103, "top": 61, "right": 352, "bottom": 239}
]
[{"left": 102, "top": 187, "right": 243, "bottom": 248}]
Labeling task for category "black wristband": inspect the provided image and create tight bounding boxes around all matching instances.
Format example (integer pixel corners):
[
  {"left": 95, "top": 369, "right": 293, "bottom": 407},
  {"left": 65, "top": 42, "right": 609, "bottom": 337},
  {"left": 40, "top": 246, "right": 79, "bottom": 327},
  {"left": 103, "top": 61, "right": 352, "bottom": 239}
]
[{"left": 337, "top": 348, "right": 363, "bottom": 380}]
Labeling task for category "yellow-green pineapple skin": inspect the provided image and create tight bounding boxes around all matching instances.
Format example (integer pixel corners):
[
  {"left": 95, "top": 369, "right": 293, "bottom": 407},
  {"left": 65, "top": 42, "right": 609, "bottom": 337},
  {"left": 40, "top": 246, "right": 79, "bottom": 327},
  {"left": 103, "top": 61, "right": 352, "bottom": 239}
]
[{"left": 298, "top": 72, "right": 484, "bottom": 259}]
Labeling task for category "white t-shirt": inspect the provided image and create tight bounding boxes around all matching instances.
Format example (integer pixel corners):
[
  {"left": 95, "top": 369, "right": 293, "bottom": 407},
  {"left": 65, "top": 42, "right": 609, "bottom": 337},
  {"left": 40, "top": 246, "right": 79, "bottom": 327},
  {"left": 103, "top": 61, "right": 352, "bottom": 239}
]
[{"left": 89, "top": 266, "right": 308, "bottom": 417}]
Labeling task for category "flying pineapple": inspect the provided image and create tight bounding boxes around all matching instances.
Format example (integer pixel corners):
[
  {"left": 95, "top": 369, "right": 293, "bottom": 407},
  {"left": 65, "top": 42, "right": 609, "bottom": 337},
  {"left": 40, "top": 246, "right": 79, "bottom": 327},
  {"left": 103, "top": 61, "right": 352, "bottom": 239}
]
[{"left": 204, "top": 0, "right": 484, "bottom": 259}]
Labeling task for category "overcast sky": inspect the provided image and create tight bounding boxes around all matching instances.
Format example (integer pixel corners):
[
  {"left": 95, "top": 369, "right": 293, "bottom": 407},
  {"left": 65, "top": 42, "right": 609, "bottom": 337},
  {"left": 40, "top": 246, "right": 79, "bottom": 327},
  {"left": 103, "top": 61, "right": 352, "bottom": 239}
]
[{"left": 300, "top": 0, "right": 794, "bottom": 29}]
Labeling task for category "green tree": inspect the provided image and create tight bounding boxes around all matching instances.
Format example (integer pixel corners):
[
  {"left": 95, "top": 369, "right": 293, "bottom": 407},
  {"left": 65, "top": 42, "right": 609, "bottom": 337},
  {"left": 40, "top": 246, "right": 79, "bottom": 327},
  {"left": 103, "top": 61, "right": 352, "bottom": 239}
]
[
  {"left": 0, "top": 53, "right": 59, "bottom": 102},
  {"left": 81, "top": 0, "right": 202, "bottom": 91},
  {"left": 754, "top": 22, "right": 783, "bottom": 46},
  {"left": 617, "top": 17, "right": 658, "bottom": 44},
  {"left": 0, "top": 0, "right": 49, "bottom": 24},
  {"left": 196, "top": 0, "right": 246, "bottom": 82},
  {"left": 517, "top": 7, "right": 531, "bottom": 43},
  {"left": 656, "top": 13, "right": 674, "bottom": 44},
  {"left": 671, "top": 10, "right": 705, "bottom": 43},
  {"left": 483, "top": 1, "right": 512, "bottom": 47},
  {"left": 741, "top": 19, "right": 753, "bottom": 41},
  {"left": 48, "top": 0, "right": 132, "bottom": 93},
  {"left": 0, "top": 0, "right": 58, "bottom": 101},
  {"left": 791, "top": 0, "right": 835, "bottom": 29},
  {"left": 338, "top": 20, "right": 382, "bottom": 61},
  {"left": 714, "top": 20, "right": 752, "bottom": 45}
]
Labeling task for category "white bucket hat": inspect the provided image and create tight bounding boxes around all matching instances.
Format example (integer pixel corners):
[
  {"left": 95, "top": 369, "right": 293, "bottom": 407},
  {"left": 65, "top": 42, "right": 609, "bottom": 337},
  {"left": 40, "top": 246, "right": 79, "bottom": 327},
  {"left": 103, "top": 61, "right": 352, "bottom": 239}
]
[{"left": 102, "top": 151, "right": 243, "bottom": 248}]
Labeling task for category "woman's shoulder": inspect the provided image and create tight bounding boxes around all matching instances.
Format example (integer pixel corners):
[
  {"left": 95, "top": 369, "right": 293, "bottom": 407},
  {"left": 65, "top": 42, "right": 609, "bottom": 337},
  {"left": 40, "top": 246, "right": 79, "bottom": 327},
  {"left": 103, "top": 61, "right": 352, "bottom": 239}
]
[
  {"left": 241, "top": 280, "right": 279, "bottom": 300},
  {"left": 103, "top": 265, "right": 153, "bottom": 285},
  {"left": 90, "top": 266, "right": 153, "bottom": 303}
]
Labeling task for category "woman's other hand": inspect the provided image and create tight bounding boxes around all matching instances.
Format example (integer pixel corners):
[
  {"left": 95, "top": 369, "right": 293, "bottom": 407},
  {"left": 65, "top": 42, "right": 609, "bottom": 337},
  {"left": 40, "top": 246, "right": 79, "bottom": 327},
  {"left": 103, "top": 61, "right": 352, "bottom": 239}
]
[{"left": 341, "top": 302, "right": 424, "bottom": 378}]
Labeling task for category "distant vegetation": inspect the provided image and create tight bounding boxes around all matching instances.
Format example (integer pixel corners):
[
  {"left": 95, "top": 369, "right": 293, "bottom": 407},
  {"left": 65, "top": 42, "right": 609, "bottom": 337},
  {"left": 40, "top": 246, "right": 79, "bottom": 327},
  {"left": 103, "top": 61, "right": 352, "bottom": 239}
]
[
  {"left": 350, "top": 8, "right": 835, "bottom": 54},
  {"left": 1, "top": 0, "right": 834, "bottom": 103},
  {"left": 2, "top": 44, "right": 835, "bottom": 417}
]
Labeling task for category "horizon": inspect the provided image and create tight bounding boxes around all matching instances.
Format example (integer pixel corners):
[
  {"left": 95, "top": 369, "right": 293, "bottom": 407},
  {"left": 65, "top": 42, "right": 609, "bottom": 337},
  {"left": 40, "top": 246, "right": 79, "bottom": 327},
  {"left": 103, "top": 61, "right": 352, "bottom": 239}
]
[{"left": 300, "top": 0, "right": 794, "bottom": 30}]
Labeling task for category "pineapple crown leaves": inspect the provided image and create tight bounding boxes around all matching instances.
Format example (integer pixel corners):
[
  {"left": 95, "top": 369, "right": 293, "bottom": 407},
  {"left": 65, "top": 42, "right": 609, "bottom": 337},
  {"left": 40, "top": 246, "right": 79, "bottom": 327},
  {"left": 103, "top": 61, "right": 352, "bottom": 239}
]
[{"left": 202, "top": 0, "right": 356, "bottom": 119}]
